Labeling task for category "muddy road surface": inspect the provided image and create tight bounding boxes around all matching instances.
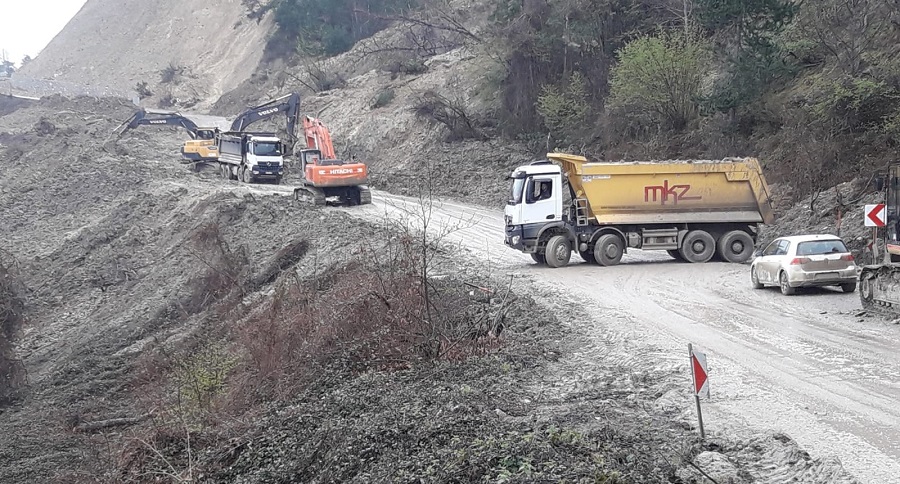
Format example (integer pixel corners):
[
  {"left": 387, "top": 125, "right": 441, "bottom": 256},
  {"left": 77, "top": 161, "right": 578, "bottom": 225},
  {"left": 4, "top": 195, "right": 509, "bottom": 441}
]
[{"left": 193, "top": 170, "right": 900, "bottom": 483}]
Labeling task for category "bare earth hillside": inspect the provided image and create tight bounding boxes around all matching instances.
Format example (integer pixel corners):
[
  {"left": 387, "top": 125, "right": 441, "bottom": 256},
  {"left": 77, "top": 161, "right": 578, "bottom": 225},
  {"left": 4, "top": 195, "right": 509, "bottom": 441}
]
[{"left": 17, "top": 0, "right": 273, "bottom": 110}]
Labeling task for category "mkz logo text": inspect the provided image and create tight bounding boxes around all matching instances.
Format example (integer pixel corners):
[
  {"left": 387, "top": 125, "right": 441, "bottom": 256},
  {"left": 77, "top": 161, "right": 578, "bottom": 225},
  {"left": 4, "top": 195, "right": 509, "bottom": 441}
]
[{"left": 644, "top": 180, "right": 702, "bottom": 205}]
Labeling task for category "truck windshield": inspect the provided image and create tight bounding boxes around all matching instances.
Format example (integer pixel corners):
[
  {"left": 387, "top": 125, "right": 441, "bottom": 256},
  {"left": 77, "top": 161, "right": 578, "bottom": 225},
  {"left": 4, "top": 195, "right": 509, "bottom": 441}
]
[
  {"left": 253, "top": 142, "right": 282, "bottom": 156},
  {"left": 510, "top": 177, "right": 525, "bottom": 204}
]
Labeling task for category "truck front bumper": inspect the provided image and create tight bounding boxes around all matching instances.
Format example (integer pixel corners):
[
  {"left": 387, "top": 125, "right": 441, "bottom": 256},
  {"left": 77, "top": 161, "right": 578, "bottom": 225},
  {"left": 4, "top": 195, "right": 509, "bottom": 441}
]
[{"left": 505, "top": 224, "right": 541, "bottom": 253}]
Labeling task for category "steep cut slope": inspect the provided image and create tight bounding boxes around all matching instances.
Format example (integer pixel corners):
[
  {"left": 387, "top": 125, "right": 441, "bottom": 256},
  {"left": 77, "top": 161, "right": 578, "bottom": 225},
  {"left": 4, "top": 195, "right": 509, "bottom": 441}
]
[{"left": 18, "top": 0, "right": 273, "bottom": 109}]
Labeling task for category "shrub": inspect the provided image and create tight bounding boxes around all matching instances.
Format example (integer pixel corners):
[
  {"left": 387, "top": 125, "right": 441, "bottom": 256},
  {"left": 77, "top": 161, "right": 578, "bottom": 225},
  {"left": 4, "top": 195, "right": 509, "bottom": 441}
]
[
  {"left": 414, "top": 90, "right": 482, "bottom": 141},
  {"left": 607, "top": 29, "right": 712, "bottom": 132},
  {"left": 160, "top": 63, "right": 185, "bottom": 84},
  {"left": 135, "top": 81, "right": 153, "bottom": 100},
  {"left": 370, "top": 88, "right": 396, "bottom": 109}
]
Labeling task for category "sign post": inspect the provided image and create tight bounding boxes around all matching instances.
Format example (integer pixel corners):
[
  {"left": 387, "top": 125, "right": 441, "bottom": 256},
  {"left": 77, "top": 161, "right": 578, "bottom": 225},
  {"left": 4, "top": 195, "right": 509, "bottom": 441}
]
[
  {"left": 688, "top": 343, "right": 709, "bottom": 439},
  {"left": 865, "top": 204, "right": 886, "bottom": 264}
]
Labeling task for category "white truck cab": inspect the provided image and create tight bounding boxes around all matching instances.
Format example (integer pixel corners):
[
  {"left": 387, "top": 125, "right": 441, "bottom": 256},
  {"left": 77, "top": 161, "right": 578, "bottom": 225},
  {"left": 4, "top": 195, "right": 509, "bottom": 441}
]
[
  {"left": 245, "top": 135, "right": 285, "bottom": 179},
  {"left": 504, "top": 162, "right": 565, "bottom": 252}
]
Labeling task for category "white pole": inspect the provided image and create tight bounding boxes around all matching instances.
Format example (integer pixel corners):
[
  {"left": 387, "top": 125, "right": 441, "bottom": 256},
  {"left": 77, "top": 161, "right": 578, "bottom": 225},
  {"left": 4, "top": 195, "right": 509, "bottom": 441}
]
[{"left": 688, "top": 343, "right": 705, "bottom": 439}]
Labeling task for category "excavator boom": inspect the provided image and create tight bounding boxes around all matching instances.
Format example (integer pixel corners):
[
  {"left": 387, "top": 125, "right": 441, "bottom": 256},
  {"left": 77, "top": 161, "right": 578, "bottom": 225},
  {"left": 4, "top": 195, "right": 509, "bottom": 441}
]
[
  {"left": 229, "top": 93, "right": 300, "bottom": 149},
  {"left": 117, "top": 109, "right": 204, "bottom": 139},
  {"left": 302, "top": 116, "right": 337, "bottom": 160}
]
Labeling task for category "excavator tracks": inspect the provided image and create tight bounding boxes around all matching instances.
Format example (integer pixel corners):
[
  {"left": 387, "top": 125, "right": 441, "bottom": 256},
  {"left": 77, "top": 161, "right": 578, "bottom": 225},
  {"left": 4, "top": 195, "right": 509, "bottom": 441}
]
[
  {"left": 293, "top": 186, "right": 327, "bottom": 206},
  {"left": 858, "top": 265, "right": 900, "bottom": 318}
]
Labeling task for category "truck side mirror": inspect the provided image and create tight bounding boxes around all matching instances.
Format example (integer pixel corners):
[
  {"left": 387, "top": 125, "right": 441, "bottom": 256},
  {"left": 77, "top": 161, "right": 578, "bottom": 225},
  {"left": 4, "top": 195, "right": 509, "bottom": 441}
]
[{"left": 875, "top": 176, "right": 885, "bottom": 192}]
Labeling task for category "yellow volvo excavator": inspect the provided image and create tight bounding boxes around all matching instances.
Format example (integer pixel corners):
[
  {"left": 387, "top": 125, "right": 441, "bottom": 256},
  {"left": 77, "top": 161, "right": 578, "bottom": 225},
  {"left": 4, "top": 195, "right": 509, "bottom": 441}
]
[{"left": 116, "top": 108, "right": 220, "bottom": 163}]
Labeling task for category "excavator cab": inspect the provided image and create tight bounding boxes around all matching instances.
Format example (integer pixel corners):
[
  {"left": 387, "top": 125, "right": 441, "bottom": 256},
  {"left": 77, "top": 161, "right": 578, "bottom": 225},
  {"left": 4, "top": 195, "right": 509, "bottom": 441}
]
[{"left": 298, "top": 149, "right": 323, "bottom": 171}]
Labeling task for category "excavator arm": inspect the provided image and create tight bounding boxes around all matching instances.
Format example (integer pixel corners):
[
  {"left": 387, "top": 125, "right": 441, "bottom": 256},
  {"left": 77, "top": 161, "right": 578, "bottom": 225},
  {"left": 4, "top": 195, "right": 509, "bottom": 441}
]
[
  {"left": 229, "top": 93, "right": 301, "bottom": 148},
  {"left": 301, "top": 115, "right": 337, "bottom": 160},
  {"left": 116, "top": 109, "right": 204, "bottom": 139}
]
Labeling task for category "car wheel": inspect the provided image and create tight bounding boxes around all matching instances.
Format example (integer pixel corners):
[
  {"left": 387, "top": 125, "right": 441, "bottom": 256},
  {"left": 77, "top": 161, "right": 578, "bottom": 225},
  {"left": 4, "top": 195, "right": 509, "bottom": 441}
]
[
  {"left": 544, "top": 235, "right": 571, "bottom": 268},
  {"left": 840, "top": 282, "right": 857, "bottom": 293},
  {"left": 594, "top": 234, "right": 624, "bottom": 267},
  {"left": 779, "top": 272, "right": 795, "bottom": 295},
  {"left": 530, "top": 253, "right": 546, "bottom": 265},
  {"left": 679, "top": 230, "right": 716, "bottom": 263},
  {"left": 751, "top": 266, "right": 763, "bottom": 289}
]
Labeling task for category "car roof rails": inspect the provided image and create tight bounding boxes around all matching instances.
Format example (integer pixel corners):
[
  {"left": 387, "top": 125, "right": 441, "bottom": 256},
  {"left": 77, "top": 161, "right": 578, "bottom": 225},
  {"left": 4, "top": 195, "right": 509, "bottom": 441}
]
[{"left": 530, "top": 160, "right": 554, "bottom": 165}]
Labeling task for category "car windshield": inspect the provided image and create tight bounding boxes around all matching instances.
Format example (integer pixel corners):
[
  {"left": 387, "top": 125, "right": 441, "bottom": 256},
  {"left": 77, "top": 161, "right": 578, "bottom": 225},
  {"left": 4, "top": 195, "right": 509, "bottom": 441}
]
[
  {"left": 253, "top": 142, "right": 282, "bottom": 156},
  {"left": 796, "top": 239, "right": 848, "bottom": 256},
  {"left": 510, "top": 177, "right": 525, "bottom": 204}
]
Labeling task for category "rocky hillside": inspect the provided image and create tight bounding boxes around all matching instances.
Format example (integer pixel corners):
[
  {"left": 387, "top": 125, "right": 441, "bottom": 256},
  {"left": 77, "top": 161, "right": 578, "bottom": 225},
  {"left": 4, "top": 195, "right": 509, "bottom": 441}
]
[{"left": 17, "top": 0, "right": 273, "bottom": 110}]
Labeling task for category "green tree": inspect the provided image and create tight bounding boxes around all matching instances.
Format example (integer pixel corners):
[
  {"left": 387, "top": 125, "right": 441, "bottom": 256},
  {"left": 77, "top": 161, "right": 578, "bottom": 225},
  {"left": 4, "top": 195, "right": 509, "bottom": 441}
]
[
  {"left": 607, "top": 29, "right": 712, "bottom": 131},
  {"left": 536, "top": 72, "right": 590, "bottom": 146},
  {"left": 696, "top": 0, "right": 798, "bottom": 109},
  {"left": 272, "top": 0, "right": 412, "bottom": 56}
]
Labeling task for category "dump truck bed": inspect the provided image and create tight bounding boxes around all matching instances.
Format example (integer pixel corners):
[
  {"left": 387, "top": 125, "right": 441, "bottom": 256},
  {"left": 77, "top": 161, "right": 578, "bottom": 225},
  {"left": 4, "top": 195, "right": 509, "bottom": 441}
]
[{"left": 547, "top": 153, "right": 775, "bottom": 225}]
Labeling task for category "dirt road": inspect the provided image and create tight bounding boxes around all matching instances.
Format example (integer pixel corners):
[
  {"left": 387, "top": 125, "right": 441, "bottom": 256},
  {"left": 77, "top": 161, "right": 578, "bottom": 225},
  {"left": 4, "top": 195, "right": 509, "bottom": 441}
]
[
  {"left": 201, "top": 172, "right": 900, "bottom": 483},
  {"left": 356, "top": 192, "right": 900, "bottom": 484}
]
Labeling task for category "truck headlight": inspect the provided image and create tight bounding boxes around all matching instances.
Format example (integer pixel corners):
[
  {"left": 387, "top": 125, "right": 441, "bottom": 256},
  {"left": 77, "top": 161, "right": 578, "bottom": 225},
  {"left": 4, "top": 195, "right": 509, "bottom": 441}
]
[{"left": 512, "top": 236, "right": 520, "bottom": 245}]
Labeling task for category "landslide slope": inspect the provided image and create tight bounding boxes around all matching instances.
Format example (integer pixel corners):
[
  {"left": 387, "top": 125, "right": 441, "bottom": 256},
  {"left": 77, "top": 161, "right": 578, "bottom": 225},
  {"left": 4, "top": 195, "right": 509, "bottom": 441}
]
[{"left": 17, "top": 0, "right": 273, "bottom": 109}]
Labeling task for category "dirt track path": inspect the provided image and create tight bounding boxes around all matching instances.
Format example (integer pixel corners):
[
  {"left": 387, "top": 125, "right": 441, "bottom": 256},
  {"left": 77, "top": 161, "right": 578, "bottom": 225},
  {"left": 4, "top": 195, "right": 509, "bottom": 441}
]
[{"left": 208, "top": 177, "right": 900, "bottom": 483}]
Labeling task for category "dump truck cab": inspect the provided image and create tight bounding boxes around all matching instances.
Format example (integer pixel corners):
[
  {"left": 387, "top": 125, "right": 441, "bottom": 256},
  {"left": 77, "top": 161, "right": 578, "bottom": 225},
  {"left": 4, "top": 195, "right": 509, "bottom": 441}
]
[{"left": 505, "top": 161, "right": 566, "bottom": 250}]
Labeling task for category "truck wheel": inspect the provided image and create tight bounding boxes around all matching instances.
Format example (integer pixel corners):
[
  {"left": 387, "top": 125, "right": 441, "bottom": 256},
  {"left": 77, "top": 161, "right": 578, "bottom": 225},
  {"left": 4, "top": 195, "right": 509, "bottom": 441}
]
[
  {"left": 717, "top": 230, "right": 754, "bottom": 263},
  {"left": 594, "top": 234, "right": 624, "bottom": 267},
  {"left": 530, "top": 253, "right": 546, "bottom": 265},
  {"left": 242, "top": 168, "right": 253, "bottom": 183},
  {"left": 545, "top": 235, "right": 571, "bottom": 268},
  {"left": 679, "top": 230, "right": 715, "bottom": 263},
  {"left": 667, "top": 249, "right": 684, "bottom": 261}
]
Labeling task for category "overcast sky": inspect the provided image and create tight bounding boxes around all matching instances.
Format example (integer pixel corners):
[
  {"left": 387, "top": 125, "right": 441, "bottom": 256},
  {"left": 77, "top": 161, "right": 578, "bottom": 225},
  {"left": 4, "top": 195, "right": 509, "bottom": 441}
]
[{"left": 0, "top": 0, "right": 89, "bottom": 65}]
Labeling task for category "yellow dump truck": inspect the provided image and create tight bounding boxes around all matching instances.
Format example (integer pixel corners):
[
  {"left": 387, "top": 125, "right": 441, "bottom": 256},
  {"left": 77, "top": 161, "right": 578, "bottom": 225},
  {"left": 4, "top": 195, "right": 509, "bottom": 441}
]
[{"left": 504, "top": 153, "right": 776, "bottom": 267}]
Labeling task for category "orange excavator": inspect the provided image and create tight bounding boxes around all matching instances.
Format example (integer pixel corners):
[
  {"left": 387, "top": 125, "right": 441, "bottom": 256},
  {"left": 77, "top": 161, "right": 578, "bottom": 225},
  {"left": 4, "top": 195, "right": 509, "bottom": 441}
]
[{"left": 293, "top": 113, "right": 371, "bottom": 206}]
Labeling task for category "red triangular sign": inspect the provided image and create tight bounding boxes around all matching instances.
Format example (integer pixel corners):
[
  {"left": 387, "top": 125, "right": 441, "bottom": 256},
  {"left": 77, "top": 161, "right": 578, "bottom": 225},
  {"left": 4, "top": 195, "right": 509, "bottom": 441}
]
[{"left": 692, "top": 355, "right": 707, "bottom": 393}]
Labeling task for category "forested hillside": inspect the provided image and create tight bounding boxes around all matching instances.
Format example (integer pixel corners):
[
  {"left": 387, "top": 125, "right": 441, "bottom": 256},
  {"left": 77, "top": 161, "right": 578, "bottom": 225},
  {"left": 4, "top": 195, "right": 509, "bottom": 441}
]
[{"left": 239, "top": 0, "right": 900, "bottom": 201}]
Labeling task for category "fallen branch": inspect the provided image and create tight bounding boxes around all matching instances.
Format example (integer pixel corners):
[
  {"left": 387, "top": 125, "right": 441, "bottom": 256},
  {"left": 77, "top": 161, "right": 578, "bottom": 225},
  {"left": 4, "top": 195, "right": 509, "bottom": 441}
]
[{"left": 74, "top": 414, "right": 151, "bottom": 433}]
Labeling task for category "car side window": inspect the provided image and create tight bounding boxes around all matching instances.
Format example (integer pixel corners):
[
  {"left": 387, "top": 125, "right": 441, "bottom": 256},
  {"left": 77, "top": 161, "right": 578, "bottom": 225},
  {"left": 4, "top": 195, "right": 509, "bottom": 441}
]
[
  {"left": 776, "top": 240, "right": 790, "bottom": 256},
  {"left": 762, "top": 240, "right": 781, "bottom": 256}
]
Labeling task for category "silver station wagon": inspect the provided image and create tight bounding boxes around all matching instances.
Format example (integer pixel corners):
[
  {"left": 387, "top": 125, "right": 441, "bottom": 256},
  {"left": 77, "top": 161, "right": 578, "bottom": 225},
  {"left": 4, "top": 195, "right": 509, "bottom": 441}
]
[{"left": 750, "top": 234, "right": 858, "bottom": 295}]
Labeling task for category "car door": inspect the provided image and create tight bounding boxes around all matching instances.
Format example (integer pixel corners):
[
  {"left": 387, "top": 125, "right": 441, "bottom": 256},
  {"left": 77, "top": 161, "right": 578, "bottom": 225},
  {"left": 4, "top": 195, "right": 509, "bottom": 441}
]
[
  {"left": 772, "top": 240, "right": 792, "bottom": 277},
  {"left": 756, "top": 239, "right": 783, "bottom": 283}
]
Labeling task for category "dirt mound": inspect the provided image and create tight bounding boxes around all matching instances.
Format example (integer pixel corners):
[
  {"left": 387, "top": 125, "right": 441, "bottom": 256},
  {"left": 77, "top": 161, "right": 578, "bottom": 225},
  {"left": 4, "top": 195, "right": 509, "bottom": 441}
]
[
  {"left": 17, "top": 0, "right": 273, "bottom": 110},
  {"left": 759, "top": 179, "right": 879, "bottom": 261}
]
